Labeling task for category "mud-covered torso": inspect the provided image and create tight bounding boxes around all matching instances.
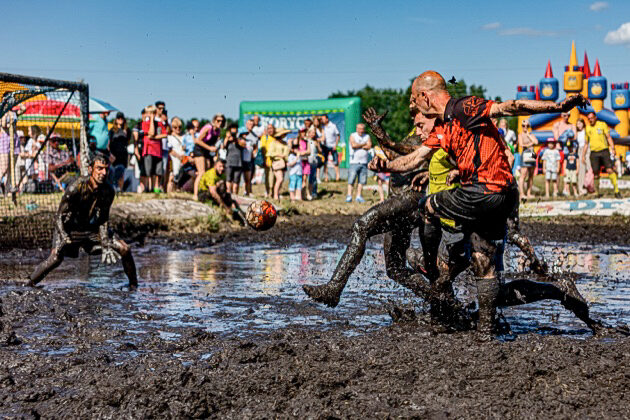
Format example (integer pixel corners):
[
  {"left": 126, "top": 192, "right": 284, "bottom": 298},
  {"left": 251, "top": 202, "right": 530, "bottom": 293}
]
[{"left": 57, "top": 176, "right": 115, "bottom": 234}]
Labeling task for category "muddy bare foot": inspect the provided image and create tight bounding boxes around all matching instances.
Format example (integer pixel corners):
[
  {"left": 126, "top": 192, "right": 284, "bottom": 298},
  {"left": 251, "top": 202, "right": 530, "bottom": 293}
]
[{"left": 302, "top": 284, "right": 341, "bottom": 308}]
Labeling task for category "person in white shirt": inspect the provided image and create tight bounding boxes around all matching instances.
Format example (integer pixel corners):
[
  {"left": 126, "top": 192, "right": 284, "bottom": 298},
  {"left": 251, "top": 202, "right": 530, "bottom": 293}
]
[
  {"left": 251, "top": 115, "right": 265, "bottom": 138},
  {"left": 166, "top": 117, "right": 187, "bottom": 193},
  {"left": 541, "top": 139, "right": 562, "bottom": 198},
  {"left": 319, "top": 114, "right": 340, "bottom": 182},
  {"left": 346, "top": 124, "right": 371, "bottom": 203},
  {"left": 243, "top": 119, "right": 259, "bottom": 196}
]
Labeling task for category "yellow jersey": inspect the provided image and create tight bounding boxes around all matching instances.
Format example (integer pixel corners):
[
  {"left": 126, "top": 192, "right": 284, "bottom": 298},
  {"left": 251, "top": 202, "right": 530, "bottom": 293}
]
[
  {"left": 428, "top": 149, "right": 459, "bottom": 228},
  {"left": 585, "top": 121, "right": 610, "bottom": 153},
  {"left": 259, "top": 135, "right": 275, "bottom": 167},
  {"left": 199, "top": 168, "right": 225, "bottom": 192}
]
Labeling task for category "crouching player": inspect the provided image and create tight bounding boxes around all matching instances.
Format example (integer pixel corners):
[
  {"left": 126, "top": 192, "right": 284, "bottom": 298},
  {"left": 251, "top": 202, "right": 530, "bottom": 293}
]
[{"left": 29, "top": 152, "right": 138, "bottom": 289}]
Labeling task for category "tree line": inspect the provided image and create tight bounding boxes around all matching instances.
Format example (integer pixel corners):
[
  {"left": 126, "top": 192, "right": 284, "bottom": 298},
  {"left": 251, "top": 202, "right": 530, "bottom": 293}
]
[{"left": 329, "top": 78, "right": 515, "bottom": 142}]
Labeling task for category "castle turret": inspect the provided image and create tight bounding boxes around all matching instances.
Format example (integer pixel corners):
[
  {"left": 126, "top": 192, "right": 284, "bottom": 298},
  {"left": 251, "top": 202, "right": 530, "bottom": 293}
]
[
  {"left": 563, "top": 42, "right": 584, "bottom": 124},
  {"left": 581, "top": 51, "right": 591, "bottom": 98},
  {"left": 611, "top": 82, "right": 630, "bottom": 137},
  {"left": 588, "top": 59, "right": 607, "bottom": 112},
  {"left": 539, "top": 60, "right": 559, "bottom": 101},
  {"left": 516, "top": 85, "right": 536, "bottom": 100},
  {"left": 563, "top": 41, "right": 583, "bottom": 94}
]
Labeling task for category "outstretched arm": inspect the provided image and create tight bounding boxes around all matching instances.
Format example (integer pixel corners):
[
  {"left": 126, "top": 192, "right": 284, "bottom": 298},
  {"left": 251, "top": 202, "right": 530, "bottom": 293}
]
[
  {"left": 489, "top": 94, "right": 589, "bottom": 118},
  {"left": 370, "top": 145, "right": 436, "bottom": 173}
]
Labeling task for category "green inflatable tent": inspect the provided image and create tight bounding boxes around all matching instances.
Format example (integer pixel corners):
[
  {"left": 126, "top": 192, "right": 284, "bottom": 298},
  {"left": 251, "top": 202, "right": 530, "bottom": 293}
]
[{"left": 239, "top": 97, "right": 361, "bottom": 168}]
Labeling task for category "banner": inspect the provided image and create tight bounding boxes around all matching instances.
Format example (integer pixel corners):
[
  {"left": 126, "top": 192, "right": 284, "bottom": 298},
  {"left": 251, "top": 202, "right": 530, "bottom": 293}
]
[
  {"left": 521, "top": 198, "right": 630, "bottom": 217},
  {"left": 240, "top": 97, "right": 361, "bottom": 168}
]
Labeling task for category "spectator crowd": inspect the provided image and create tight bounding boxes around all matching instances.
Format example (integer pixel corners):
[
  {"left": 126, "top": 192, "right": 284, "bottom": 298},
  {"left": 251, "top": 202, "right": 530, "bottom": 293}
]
[
  {"left": 499, "top": 111, "right": 626, "bottom": 200},
  {"left": 84, "top": 102, "right": 383, "bottom": 209},
  {"left": 1, "top": 100, "right": 627, "bottom": 209}
]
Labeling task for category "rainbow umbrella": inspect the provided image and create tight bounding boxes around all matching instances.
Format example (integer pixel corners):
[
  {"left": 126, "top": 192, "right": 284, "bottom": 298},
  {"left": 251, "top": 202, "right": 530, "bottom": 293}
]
[{"left": 17, "top": 92, "right": 118, "bottom": 138}]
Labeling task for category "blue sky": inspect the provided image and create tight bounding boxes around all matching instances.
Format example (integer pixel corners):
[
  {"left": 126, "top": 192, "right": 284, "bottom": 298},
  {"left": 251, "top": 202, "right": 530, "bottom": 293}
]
[{"left": 4, "top": 0, "right": 630, "bottom": 120}]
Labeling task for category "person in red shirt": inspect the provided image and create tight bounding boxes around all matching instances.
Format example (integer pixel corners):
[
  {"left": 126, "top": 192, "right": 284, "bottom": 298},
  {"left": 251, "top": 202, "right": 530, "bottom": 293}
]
[
  {"left": 142, "top": 105, "right": 166, "bottom": 192},
  {"left": 372, "top": 70, "right": 588, "bottom": 339}
]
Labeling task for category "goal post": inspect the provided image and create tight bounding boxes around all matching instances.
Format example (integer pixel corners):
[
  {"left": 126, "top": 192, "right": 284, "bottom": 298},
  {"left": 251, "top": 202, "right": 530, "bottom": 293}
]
[{"left": 0, "top": 73, "right": 90, "bottom": 249}]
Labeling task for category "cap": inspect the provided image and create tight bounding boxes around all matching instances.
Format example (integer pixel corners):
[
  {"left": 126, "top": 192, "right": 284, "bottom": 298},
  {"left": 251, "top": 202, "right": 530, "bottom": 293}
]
[
  {"left": 115, "top": 111, "right": 125, "bottom": 119},
  {"left": 237, "top": 128, "right": 248, "bottom": 137}
]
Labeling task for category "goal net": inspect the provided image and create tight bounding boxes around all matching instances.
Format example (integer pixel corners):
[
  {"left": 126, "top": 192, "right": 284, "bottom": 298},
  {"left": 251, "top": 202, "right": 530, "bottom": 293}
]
[{"left": 0, "top": 73, "right": 90, "bottom": 249}]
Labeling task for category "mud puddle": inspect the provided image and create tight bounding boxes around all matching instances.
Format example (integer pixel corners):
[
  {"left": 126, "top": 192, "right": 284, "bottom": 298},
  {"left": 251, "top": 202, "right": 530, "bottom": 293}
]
[{"left": 1, "top": 240, "right": 629, "bottom": 355}]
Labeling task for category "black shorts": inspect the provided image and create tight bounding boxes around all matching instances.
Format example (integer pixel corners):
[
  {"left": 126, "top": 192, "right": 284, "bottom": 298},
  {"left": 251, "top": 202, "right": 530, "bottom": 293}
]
[
  {"left": 590, "top": 150, "right": 613, "bottom": 173},
  {"left": 242, "top": 160, "right": 254, "bottom": 173},
  {"left": 320, "top": 145, "right": 338, "bottom": 165},
  {"left": 54, "top": 230, "right": 118, "bottom": 258},
  {"left": 192, "top": 144, "right": 213, "bottom": 160},
  {"left": 226, "top": 165, "right": 242, "bottom": 184},
  {"left": 427, "top": 184, "right": 519, "bottom": 241},
  {"left": 143, "top": 155, "right": 164, "bottom": 177}
]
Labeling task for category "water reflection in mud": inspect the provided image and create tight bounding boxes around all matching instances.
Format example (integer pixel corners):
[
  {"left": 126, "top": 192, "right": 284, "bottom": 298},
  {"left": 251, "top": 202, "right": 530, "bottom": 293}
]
[{"left": 1, "top": 241, "right": 629, "bottom": 339}]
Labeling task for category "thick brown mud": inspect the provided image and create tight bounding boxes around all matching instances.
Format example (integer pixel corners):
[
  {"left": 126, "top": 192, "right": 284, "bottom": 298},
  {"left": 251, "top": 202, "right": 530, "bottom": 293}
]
[{"left": 1, "top": 214, "right": 629, "bottom": 418}]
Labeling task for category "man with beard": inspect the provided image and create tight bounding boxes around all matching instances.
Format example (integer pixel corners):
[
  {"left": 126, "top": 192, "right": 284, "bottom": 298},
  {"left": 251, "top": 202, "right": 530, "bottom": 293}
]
[{"left": 28, "top": 152, "right": 138, "bottom": 289}]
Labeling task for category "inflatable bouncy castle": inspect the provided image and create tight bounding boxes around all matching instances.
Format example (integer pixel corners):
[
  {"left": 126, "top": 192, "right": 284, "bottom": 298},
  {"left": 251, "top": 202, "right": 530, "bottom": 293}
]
[{"left": 516, "top": 41, "right": 630, "bottom": 162}]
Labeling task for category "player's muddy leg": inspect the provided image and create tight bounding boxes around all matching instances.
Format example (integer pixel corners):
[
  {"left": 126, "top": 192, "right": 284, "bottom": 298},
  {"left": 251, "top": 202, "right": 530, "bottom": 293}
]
[
  {"left": 497, "top": 278, "right": 603, "bottom": 333},
  {"left": 471, "top": 233, "right": 499, "bottom": 340},
  {"left": 112, "top": 239, "right": 138, "bottom": 289},
  {"left": 507, "top": 217, "right": 548, "bottom": 275},
  {"left": 28, "top": 248, "right": 64, "bottom": 286},
  {"left": 303, "top": 194, "right": 419, "bottom": 307},
  {"left": 429, "top": 232, "right": 472, "bottom": 331},
  {"left": 383, "top": 228, "right": 430, "bottom": 298}
]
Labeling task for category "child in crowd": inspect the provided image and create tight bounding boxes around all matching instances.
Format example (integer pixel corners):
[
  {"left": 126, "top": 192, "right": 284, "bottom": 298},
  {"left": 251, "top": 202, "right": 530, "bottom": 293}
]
[
  {"left": 563, "top": 142, "right": 580, "bottom": 197},
  {"left": 541, "top": 138, "right": 561, "bottom": 198},
  {"left": 287, "top": 144, "right": 303, "bottom": 201}
]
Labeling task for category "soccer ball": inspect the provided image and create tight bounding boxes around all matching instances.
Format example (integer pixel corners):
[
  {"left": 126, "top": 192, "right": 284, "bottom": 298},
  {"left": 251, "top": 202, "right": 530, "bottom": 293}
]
[{"left": 246, "top": 200, "right": 277, "bottom": 231}]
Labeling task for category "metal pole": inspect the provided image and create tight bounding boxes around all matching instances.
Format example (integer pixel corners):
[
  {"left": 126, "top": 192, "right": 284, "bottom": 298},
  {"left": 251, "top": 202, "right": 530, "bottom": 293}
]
[
  {"left": 8, "top": 115, "right": 15, "bottom": 189},
  {"left": 79, "top": 85, "right": 89, "bottom": 176}
]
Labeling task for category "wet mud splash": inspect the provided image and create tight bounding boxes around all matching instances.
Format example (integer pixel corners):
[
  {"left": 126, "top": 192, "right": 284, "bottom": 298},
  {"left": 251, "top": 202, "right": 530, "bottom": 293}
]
[
  {"left": 1, "top": 240, "right": 629, "bottom": 417},
  {"left": 1, "top": 241, "right": 629, "bottom": 348}
]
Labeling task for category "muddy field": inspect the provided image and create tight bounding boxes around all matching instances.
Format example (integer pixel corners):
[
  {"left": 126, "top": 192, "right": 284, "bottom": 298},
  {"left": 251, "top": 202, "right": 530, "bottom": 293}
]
[{"left": 1, "top": 213, "right": 630, "bottom": 418}]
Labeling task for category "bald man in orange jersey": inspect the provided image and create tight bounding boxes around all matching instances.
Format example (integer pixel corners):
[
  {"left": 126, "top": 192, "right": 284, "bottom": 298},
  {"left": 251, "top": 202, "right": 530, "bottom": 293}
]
[{"left": 372, "top": 71, "right": 589, "bottom": 339}]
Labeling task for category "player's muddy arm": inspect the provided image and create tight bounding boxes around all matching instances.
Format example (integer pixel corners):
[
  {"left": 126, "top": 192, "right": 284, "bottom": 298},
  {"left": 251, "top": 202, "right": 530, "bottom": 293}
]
[
  {"left": 489, "top": 94, "right": 589, "bottom": 117},
  {"left": 371, "top": 145, "right": 436, "bottom": 173},
  {"left": 54, "top": 186, "right": 78, "bottom": 243},
  {"left": 363, "top": 108, "right": 421, "bottom": 159}
]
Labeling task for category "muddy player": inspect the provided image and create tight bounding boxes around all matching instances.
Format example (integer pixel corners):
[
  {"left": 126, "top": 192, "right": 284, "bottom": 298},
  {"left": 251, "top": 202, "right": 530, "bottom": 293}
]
[
  {"left": 307, "top": 103, "right": 600, "bottom": 334},
  {"left": 28, "top": 152, "right": 138, "bottom": 289},
  {"left": 372, "top": 70, "right": 589, "bottom": 338},
  {"left": 302, "top": 111, "right": 436, "bottom": 308}
]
